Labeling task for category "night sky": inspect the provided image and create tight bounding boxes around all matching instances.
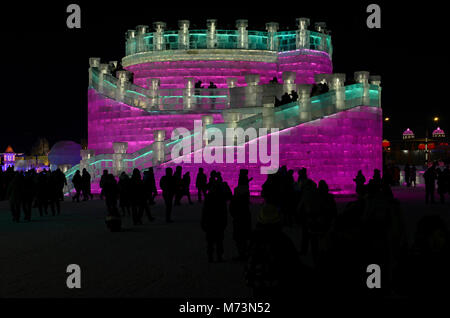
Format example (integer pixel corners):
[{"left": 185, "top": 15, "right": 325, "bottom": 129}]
[{"left": 1, "top": 1, "right": 448, "bottom": 153}]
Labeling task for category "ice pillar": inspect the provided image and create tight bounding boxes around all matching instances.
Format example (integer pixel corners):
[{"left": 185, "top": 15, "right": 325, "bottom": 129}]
[
  {"left": 244, "top": 74, "right": 260, "bottom": 107},
  {"left": 296, "top": 18, "right": 310, "bottom": 49},
  {"left": 236, "top": 19, "right": 248, "bottom": 49},
  {"left": 135, "top": 25, "right": 148, "bottom": 53},
  {"left": 297, "top": 84, "right": 312, "bottom": 121},
  {"left": 329, "top": 73, "right": 346, "bottom": 110},
  {"left": 112, "top": 142, "right": 128, "bottom": 176},
  {"left": 282, "top": 71, "right": 297, "bottom": 94},
  {"left": 207, "top": 19, "right": 217, "bottom": 49},
  {"left": 125, "top": 30, "right": 136, "bottom": 55},
  {"left": 152, "top": 130, "right": 166, "bottom": 166},
  {"left": 266, "top": 22, "right": 279, "bottom": 51},
  {"left": 116, "top": 70, "right": 131, "bottom": 101},
  {"left": 153, "top": 22, "right": 166, "bottom": 51},
  {"left": 178, "top": 20, "right": 190, "bottom": 49},
  {"left": 226, "top": 77, "right": 238, "bottom": 106},
  {"left": 98, "top": 63, "right": 111, "bottom": 94},
  {"left": 354, "top": 71, "right": 370, "bottom": 105},
  {"left": 183, "top": 77, "right": 195, "bottom": 110}
]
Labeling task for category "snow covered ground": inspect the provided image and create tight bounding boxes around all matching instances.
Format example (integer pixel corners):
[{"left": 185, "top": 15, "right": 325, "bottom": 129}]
[{"left": 1, "top": 186, "right": 449, "bottom": 298}]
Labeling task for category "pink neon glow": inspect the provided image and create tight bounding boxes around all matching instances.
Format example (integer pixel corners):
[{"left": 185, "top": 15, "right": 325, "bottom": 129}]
[
  {"left": 88, "top": 89, "right": 224, "bottom": 154},
  {"left": 147, "top": 106, "right": 382, "bottom": 195},
  {"left": 124, "top": 52, "right": 332, "bottom": 89}
]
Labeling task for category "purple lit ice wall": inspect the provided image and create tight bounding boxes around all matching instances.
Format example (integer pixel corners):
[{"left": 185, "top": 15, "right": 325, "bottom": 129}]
[
  {"left": 88, "top": 89, "right": 224, "bottom": 154},
  {"left": 125, "top": 51, "right": 332, "bottom": 89},
  {"left": 153, "top": 106, "right": 382, "bottom": 195}
]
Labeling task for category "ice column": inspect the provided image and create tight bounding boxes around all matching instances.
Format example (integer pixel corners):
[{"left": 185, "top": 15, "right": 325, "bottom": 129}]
[
  {"left": 153, "top": 22, "right": 166, "bottom": 51},
  {"left": 282, "top": 71, "right": 297, "bottom": 94},
  {"left": 146, "top": 78, "right": 160, "bottom": 109},
  {"left": 329, "top": 73, "right": 346, "bottom": 111},
  {"left": 178, "top": 20, "right": 190, "bottom": 49},
  {"left": 79, "top": 149, "right": 95, "bottom": 173},
  {"left": 244, "top": 74, "right": 260, "bottom": 107},
  {"left": 152, "top": 130, "right": 166, "bottom": 166},
  {"left": 354, "top": 71, "right": 370, "bottom": 105},
  {"left": 88, "top": 57, "right": 100, "bottom": 86},
  {"left": 266, "top": 22, "right": 279, "bottom": 51},
  {"left": 183, "top": 77, "right": 196, "bottom": 110},
  {"left": 135, "top": 25, "right": 148, "bottom": 53},
  {"left": 125, "top": 30, "right": 136, "bottom": 55},
  {"left": 296, "top": 18, "right": 310, "bottom": 49},
  {"left": 236, "top": 19, "right": 248, "bottom": 49},
  {"left": 297, "top": 84, "right": 312, "bottom": 122},
  {"left": 207, "top": 19, "right": 217, "bottom": 48},
  {"left": 98, "top": 63, "right": 110, "bottom": 94},
  {"left": 262, "top": 96, "right": 275, "bottom": 129},
  {"left": 112, "top": 142, "right": 128, "bottom": 176},
  {"left": 202, "top": 115, "right": 214, "bottom": 145},
  {"left": 314, "top": 22, "right": 327, "bottom": 51},
  {"left": 116, "top": 70, "right": 131, "bottom": 101},
  {"left": 370, "top": 75, "right": 381, "bottom": 106},
  {"left": 224, "top": 112, "right": 242, "bottom": 145}
]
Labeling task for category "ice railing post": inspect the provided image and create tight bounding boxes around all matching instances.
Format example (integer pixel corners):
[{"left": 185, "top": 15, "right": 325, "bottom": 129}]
[
  {"left": 153, "top": 22, "right": 166, "bottom": 51},
  {"left": 296, "top": 18, "right": 310, "bottom": 49},
  {"left": 314, "top": 22, "right": 328, "bottom": 51},
  {"left": 135, "top": 25, "right": 148, "bottom": 53},
  {"left": 262, "top": 96, "right": 275, "bottom": 129},
  {"left": 116, "top": 70, "right": 131, "bottom": 101},
  {"left": 98, "top": 63, "right": 111, "bottom": 94},
  {"left": 370, "top": 75, "right": 381, "bottom": 107},
  {"left": 354, "top": 71, "right": 370, "bottom": 105},
  {"left": 244, "top": 73, "right": 260, "bottom": 107},
  {"left": 178, "top": 20, "right": 190, "bottom": 49},
  {"left": 202, "top": 115, "right": 214, "bottom": 146},
  {"left": 125, "top": 29, "right": 136, "bottom": 55},
  {"left": 329, "top": 73, "right": 346, "bottom": 111},
  {"left": 207, "top": 19, "right": 218, "bottom": 48},
  {"left": 112, "top": 142, "right": 128, "bottom": 176},
  {"left": 146, "top": 78, "right": 160, "bottom": 109},
  {"left": 297, "top": 84, "right": 312, "bottom": 121},
  {"left": 183, "top": 77, "right": 195, "bottom": 110},
  {"left": 152, "top": 130, "right": 166, "bottom": 166},
  {"left": 236, "top": 19, "right": 249, "bottom": 49},
  {"left": 266, "top": 22, "right": 279, "bottom": 51},
  {"left": 282, "top": 71, "right": 297, "bottom": 95},
  {"left": 88, "top": 57, "right": 100, "bottom": 87}
]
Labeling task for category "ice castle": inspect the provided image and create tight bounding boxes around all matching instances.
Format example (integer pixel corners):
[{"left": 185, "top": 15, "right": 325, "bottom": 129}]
[{"left": 66, "top": 18, "right": 382, "bottom": 194}]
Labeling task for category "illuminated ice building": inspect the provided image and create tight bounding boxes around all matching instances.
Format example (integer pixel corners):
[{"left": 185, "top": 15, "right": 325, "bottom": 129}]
[{"left": 66, "top": 18, "right": 382, "bottom": 194}]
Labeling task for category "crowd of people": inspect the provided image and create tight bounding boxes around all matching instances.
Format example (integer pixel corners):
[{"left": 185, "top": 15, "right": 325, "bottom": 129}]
[
  {"left": 0, "top": 167, "right": 67, "bottom": 222},
  {"left": 1, "top": 162, "right": 449, "bottom": 299}
]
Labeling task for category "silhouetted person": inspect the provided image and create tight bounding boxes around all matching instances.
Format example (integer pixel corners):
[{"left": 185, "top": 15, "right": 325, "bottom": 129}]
[
  {"left": 55, "top": 168, "right": 67, "bottom": 201},
  {"left": 104, "top": 173, "right": 122, "bottom": 232},
  {"left": 160, "top": 167, "right": 175, "bottom": 222},
  {"left": 173, "top": 166, "right": 183, "bottom": 206},
  {"left": 290, "top": 90, "right": 298, "bottom": 102},
  {"left": 36, "top": 171, "right": 49, "bottom": 215},
  {"left": 48, "top": 171, "right": 61, "bottom": 216},
  {"left": 353, "top": 170, "right": 366, "bottom": 197},
  {"left": 229, "top": 180, "right": 251, "bottom": 261},
  {"left": 22, "top": 171, "right": 34, "bottom": 221},
  {"left": 424, "top": 163, "right": 437, "bottom": 204},
  {"left": 130, "top": 168, "right": 154, "bottom": 225},
  {"left": 269, "top": 77, "right": 278, "bottom": 83},
  {"left": 99, "top": 169, "right": 108, "bottom": 200},
  {"left": 404, "top": 164, "right": 411, "bottom": 187},
  {"left": 245, "top": 201, "right": 306, "bottom": 297},
  {"left": 72, "top": 170, "right": 82, "bottom": 202},
  {"left": 7, "top": 173, "right": 23, "bottom": 222},
  {"left": 281, "top": 92, "right": 291, "bottom": 105},
  {"left": 297, "top": 179, "right": 319, "bottom": 255},
  {"left": 195, "top": 168, "right": 207, "bottom": 202},
  {"left": 143, "top": 167, "right": 157, "bottom": 205},
  {"left": 410, "top": 166, "right": 417, "bottom": 187},
  {"left": 180, "top": 172, "right": 193, "bottom": 204},
  {"left": 81, "top": 168, "right": 93, "bottom": 200},
  {"left": 118, "top": 172, "right": 131, "bottom": 216}
]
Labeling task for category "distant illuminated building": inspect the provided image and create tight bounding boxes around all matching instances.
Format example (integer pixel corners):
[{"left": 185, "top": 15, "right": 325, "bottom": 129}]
[
  {"left": 402, "top": 128, "right": 415, "bottom": 140},
  {"left": 1, "top": 146, "right": 23, "bottom": 171},
  {"left": 432, "top": 127, "right": 445, "bottom": 138}
]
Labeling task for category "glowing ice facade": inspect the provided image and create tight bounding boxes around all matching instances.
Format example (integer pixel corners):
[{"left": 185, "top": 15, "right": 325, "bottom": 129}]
[{"left": 76, "top": 19, "right": 382, "bottom": 194}]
